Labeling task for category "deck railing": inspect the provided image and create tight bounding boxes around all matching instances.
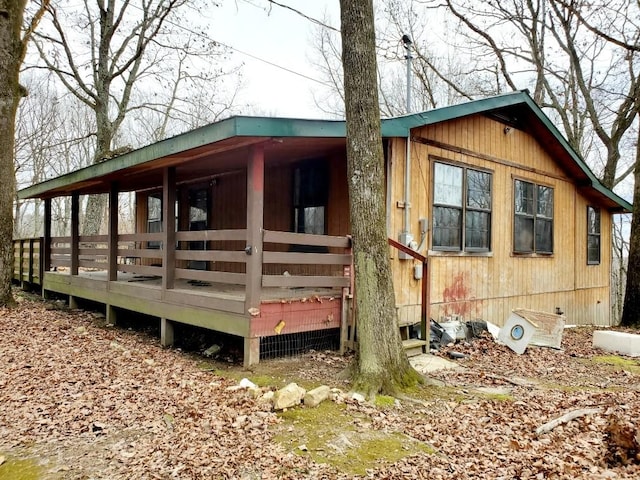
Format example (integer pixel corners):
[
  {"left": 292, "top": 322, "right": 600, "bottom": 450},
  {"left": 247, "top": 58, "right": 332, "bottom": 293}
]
[
  {"left": 13, "top": 229, "right": 353, "bottom": 296},
  {"left": 13, "top": 238, "right": 42, "bottom": 285}
]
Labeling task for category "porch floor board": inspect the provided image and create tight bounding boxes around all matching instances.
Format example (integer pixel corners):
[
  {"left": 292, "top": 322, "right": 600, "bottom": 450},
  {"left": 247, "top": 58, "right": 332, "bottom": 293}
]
[{"left": 47, "top": 269, "right": 343, "bottom": 303}]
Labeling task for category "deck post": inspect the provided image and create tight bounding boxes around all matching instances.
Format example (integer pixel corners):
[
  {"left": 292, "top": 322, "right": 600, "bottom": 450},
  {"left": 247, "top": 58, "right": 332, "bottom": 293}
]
[
  {"left": 42, "top": 199, "right": 52, "bottom": 299},
  {"left": 160, "top": 318, "right": 174, "bottom": 347},
  {"left": 245, "top": 145, "right": 264, "bottom": 365},
  {"left": 70, "top": 192, "right": 79, "bottom": 276},
  {"left": 243, "top": 337, "right": 260, "bottom": 367},
  {"left": 106, "top": 305, "right": 118, "bottom": 326},
  {"left": 69, "top": 296, "right": 79, "bottom": 309},
  {"left": 28, "top": 238, "right": 35, "bottom": 284},
  {"left": 108, "top": 183, "right": 119, "bottom": 282},
  {"left": 162, "top": 167, "right": 176, "bottom": 291},
  {"left": 18, "top": 239, "right": 24, "bottom": 287}
]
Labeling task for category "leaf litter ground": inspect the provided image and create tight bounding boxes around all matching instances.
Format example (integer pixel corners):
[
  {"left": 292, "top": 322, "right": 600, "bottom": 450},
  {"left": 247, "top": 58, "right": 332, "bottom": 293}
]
[{"left": 1, "top": 291, "right": 639, "bottom": 479}]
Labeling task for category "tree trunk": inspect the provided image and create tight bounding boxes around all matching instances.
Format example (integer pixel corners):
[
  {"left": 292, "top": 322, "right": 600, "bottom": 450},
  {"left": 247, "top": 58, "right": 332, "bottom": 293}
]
[
  {"left": 340, "top": 0, "right": 421, "bottom": 397},
  {"left": 0, "top": 0, "right": 29, "bottom": 305},
  {"left": 621, "top": 130, "right": 640, "bottom": 327}
]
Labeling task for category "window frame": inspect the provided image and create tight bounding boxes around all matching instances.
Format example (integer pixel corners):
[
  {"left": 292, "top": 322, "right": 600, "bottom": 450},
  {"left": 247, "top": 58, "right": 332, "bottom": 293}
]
[
  {"left": 431, "top": 160, "right": 493, "bottom": 253},
  {"left": 291, "top": 159, "right": 329, "bottom": 252},
  {"left": 512, "top": 178, "right": 554, "bottom": 255},
  {"left": 587, "top": 206, "right": 601, "bottom": 265},
  {"left": 147, "top": 192, "right": 163, "bottom": 250}
]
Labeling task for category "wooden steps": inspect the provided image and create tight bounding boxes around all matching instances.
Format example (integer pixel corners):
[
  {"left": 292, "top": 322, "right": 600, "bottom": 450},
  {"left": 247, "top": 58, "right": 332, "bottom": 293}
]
[{"left": 402, "top": 338, "right": 427, "bottom": 357}]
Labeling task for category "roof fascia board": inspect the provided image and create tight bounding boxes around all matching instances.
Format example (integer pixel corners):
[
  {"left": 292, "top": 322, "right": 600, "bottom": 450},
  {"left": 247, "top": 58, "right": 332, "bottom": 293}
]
[{"left": 19, "top": 116, "right": 352, "bottom": 199}]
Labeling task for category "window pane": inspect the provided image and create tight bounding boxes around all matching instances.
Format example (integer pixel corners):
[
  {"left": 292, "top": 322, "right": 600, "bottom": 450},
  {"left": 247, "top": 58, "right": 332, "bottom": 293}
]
[
  {"left": 514, "top": 216, "right": 534, "bottom": 252},
  {"left": 434, "top": 163, "right": 463, "bottom": 206},
  {"left": 535, "top": 218, "right": 553, "bottom": 253},
  {"left": 189, "top": 189, "right": 208, "bottom": 224},
  {"left": 294, "top": 161, "right": 328, "bottom": 207},
  {"left": 465, "top": 211, "right": 490, "bottom": 249},
  {"left": 148, "top": 195, "right": 162, "bottom": 221},
  {"left": 537, "top": 186, "right": 554, "bottom": 218},
  {"left": 514, "top": 180, "right": 534, "bottom": 215},
  {"left": 588, "top": 234, "right": 601, "bottom": 264},
  {"left": 295, "top": 206, "right": 325, "bottom": 235},
  {"left": 433, "top": 206, "right": 461, "bottom": 249},
  {"left": 588, "top": 207, "right": 600, "bottom": 234},
  {"left": 467, "top": 170, "right": 491, "bottom": 210}
]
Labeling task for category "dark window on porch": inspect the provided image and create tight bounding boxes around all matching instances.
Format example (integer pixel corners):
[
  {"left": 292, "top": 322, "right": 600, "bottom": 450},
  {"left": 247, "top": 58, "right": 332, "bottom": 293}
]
[
  {"left": 293, "top": 159, "right": 329, "bottom": 235},
  {"left": 147, "top": 193, "right": 162, "bottom": 249},
  {"left": 587, "top": 206, "right": 601, "bottom": 265},
  {"left": 292, "top": 159, "right": 329, "bottom": 253},
  {"left": 188, "top": 187, "right": 209, "bottom": 270}
]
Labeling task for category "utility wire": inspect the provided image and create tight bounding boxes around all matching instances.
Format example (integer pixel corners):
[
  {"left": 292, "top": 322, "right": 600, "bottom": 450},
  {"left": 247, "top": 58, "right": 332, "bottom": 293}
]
[
  {"left": 263, "top": 0, "right": 340, "bottom": 33},
  {"left": 127, "top": 2, "right": 334, "bottom": 88}
]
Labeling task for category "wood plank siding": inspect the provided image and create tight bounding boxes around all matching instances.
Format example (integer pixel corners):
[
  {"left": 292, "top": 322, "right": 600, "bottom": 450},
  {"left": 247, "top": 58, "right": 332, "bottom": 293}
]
[
  {"left": 134, "top": 153, "right": 350, "bottom": 277},
  {"left": 389, "top": 114, "right": 613, "bottom": 326}
]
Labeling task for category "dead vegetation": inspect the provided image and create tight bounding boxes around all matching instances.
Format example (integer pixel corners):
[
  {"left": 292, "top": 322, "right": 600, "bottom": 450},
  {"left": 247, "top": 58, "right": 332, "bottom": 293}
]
[{"left": 1, "top": 291, "right": 639, "bottom": 479}]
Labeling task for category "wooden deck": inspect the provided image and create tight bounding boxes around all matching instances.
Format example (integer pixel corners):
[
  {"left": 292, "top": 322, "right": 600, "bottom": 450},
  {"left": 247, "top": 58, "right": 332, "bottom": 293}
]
[{"left": 13, "top": 231, "right": 352, "bottom": 365}]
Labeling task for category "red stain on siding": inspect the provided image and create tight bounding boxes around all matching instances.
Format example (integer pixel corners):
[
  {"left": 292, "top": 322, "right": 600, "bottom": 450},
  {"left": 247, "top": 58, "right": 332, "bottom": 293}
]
[{"left": 442, "top": 272, "right": 481, "bottom": 317}]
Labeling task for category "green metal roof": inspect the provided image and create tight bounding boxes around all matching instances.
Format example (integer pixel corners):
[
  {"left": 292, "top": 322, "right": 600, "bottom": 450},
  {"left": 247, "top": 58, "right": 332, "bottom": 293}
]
[{"left": 18, "top": 90, "right": 631, "bottom": 212}]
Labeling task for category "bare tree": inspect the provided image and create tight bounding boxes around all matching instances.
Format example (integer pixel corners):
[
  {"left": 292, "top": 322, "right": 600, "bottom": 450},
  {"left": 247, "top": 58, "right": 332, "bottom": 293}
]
[
  {"left": 340, "top": 0, "right": 421, "bottom": 397},
  {"left": 30, "top": 0, "right": 233, "bottom": 235},
  {"left": 0, "top": 0, "right": 49, "bottom": 305}
]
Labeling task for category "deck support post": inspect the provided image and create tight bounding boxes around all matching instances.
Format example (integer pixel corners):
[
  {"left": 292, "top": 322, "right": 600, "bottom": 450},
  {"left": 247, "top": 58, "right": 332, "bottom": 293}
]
[
  {"left": 28, "top": 238, "right": 35, "bottom": 284},
  {"left": 69, "top": 295, "right": 79, "bottom": 310},
  {"left": 162, "top": 167, "right": 176, "bottom": 291},
  {"left": 108, "top": 183, "right": 119, "bottom": 281},
  {"left": 243, "top": 337, "right": 260, "bottom": 367},
  {"left": 18, "top": 240, "right": 25, "bottom": 288},
  {"left": 160, "top": 318, "right": 174, "bottom": 347},
  {"left": 106, "top": 305, "right": 118, "bottom": 326},
  {"left": 70, "top": 192, "right": 79, "bottom": 276},
  {"left": 42, "top": 199, "right": 52, "bottom": 299},
  {"left": 245, "top": 145, "right": 264, "bottom": 365}
]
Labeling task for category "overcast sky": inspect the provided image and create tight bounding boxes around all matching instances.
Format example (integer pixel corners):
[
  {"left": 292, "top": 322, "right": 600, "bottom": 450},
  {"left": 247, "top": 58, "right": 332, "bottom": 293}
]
[{"left": 206, "top": 0, "right": 340, "bottom": 119}]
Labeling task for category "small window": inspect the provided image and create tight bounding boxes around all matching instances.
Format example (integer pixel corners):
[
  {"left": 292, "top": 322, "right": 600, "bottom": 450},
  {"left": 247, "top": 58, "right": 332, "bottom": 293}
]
[
  {"left": 293, "top": 159, "right": 328, "bottom": 235},
  {"left": 587, "top": 206, "right": 601, "bottom": 264},
  {"left": 147, "top": 193, "right": 162, "bottom": 249},
  {"left": 513, "top": 179, "right": 553, "bottom": 254},
  {"left": 432, "top": 162, "right": 492, "bottom": 252}
]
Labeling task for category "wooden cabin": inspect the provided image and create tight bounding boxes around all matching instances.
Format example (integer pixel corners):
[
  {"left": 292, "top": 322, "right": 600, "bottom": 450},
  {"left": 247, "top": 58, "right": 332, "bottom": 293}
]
[{"left": 15, "top": 91, "right": 630, "bottom": 364}]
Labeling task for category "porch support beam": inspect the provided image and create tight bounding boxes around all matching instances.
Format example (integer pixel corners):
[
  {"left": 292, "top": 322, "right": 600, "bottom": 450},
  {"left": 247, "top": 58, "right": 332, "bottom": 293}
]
[
  {"left": 245, "top": 145, "right": 264, "bottom": 311},
  {"left": 244, "top": 145, "right": 264, "bottom": 366},
  {"left": 162, "top": 167, "right": 176, "bottom": 290},
  {"left": 70, "top": 192, "right": 79, "bottom": 276},
  {"left": 108, "top": 183, "right": 119, "bottom": 281}
]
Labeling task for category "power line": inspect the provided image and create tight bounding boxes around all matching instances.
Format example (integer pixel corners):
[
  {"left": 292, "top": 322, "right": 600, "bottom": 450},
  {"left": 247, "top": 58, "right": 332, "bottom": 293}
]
[
  {"left": 263, "top": 0, "right": 340, "bottom": 33},
  {"left": 127, "top": 2, "right": 334, "bottom": 88}
]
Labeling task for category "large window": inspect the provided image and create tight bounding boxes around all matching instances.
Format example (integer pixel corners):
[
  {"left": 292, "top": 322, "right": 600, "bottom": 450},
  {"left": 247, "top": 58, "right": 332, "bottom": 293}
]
[
  {"left": 432, "top": 162, "right": 492, "bottom": 252},
  {"left": 293, "top": 159, "right": 329, "bottom": 235},
  {"left": 587, "top": 206, "right": 601, "bottom": 265},
  {"left": 513, "top": 179, "right": 554, "bottom": 254}
]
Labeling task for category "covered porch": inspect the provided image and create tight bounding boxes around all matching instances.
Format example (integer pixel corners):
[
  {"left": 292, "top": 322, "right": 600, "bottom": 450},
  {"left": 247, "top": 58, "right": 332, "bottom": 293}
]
[{"left": 17, "top": 118, "right": 355, "bottom": 365}]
